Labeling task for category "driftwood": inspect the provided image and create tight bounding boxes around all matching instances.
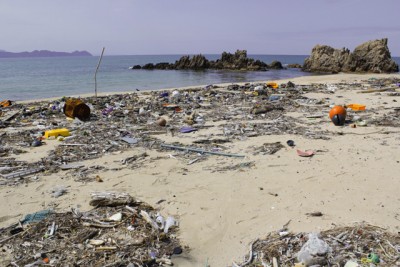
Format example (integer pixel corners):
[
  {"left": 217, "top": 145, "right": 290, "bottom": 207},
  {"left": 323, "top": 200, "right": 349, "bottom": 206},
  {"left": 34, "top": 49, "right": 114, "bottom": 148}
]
[{"left": 89, "top": 192, "right": 138, "bottom": 207}]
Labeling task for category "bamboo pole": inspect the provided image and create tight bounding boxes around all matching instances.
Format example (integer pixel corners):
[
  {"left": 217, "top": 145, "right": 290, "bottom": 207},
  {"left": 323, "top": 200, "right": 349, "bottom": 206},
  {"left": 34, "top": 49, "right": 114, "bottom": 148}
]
[
  {"left": 94, "top": 47, "right": 105, "bottom": 99},
  {"left": 160, "top": 143, "right": 245, "bottom": 158}
]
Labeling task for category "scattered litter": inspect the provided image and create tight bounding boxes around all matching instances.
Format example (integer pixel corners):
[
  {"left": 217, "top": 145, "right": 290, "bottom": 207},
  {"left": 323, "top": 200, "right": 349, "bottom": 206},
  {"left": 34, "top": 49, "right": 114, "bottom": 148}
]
[
  {"left": 297, "top": 149, "right": 315, "bottom": 157},
  {"left": 235, "top": 224, "right": 400, "bottom": 267},
  {"left": 0, "top": 192, "right": 181, "bottom": 266}
]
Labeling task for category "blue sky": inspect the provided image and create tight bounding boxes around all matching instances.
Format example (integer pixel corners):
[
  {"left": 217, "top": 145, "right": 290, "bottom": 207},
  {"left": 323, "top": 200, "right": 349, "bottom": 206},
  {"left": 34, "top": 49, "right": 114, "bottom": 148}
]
[{"left": 1, "top": 0, "right": 399, "bottom": 56}]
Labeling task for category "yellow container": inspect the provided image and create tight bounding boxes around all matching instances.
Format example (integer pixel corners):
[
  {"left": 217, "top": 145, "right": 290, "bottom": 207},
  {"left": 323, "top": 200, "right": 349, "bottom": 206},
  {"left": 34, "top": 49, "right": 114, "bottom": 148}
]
[
  {"left": 266, "top": 82, "right": 279, "bottom": 89},
  {"left": 44, "top": 128, "right": 70, "bottom": 139},
  {"left": 347, "top": 104, "right": 366, "bottom": 111}
]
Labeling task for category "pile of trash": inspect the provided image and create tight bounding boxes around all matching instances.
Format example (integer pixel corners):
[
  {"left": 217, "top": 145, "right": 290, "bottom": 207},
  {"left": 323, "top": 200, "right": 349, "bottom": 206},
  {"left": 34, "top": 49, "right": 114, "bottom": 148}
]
[
  {"left": 234, "top": 224, "right": 400, "bottom": 267},
  {"left": 1, "top": 77, "right": 400, "bottom": 186},
  {"left": 0, "top": 192, "right": 182, "bottom": 266}
]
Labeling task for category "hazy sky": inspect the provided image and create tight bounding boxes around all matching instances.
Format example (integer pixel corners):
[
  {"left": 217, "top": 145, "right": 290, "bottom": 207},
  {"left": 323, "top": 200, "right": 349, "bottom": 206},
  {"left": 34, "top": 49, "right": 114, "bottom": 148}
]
[{"left": 1, "top": 0, "right": 399, "bottom": 56}]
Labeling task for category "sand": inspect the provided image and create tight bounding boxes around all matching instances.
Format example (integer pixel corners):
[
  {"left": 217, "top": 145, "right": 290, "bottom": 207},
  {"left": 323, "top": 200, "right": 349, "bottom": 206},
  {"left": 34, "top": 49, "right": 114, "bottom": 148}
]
[{"left": 1, "top": 73, "right": 400, "bottom": 266}]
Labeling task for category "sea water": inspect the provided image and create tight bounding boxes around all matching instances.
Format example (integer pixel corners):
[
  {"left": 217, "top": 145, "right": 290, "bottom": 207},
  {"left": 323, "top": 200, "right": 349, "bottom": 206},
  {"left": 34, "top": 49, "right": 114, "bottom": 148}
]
[{"left": 0, "top": 55, "right": 398, "bottom": 101}]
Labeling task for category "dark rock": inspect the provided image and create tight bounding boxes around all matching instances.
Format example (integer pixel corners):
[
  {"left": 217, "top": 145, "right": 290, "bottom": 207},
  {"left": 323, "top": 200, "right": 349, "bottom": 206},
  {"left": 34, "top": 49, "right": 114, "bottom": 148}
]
[
  {"left": 287, "top": 63, "right": 302, "bottom": 68},
  {"left": 303, "top": 38, "right": 398, "bottom": 73},
  {"left": 343, "top": 38, "right": 399, "bottom": 73},
  {"left": 269, "top": 60, "right": 284, "bottom": 69},
  {"left": 286, "top": 81, "right": 295, "bottom": 88},
  {"left": 136, "top": 50, "right": 276, "bottom": 71},
  {"left": 155, "top": 62, "right": 173, "bottom": 69},
  {"left": 131, "top": 65, "right": 141, "bottom": 69},
  {"left": 174, "top": 54, "right": 209, "bottom": 70},
  {"left": 303, "top": 45, "right": 350, "bottom": 73},
  {"left": 142, "top": 63, "right": 155, "bottom": 70}
]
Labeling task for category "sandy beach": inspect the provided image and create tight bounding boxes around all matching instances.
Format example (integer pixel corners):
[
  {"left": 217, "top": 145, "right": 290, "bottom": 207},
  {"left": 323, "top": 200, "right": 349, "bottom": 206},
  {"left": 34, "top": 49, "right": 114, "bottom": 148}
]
[{"left": 1, "top": 73, "right": 400, "bottom": 266}]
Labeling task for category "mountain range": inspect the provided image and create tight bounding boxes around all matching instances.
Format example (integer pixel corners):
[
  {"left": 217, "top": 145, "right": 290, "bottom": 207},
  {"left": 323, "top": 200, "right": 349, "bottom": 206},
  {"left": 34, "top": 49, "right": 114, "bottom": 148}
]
[{"left": 0, "top": 50, "right": 92, "bottom": 58}]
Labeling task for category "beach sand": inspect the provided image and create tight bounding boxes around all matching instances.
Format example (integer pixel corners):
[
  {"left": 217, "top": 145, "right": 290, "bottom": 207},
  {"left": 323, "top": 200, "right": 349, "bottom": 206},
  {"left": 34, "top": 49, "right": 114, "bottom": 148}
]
[{"left": 1, "top": 73, "right": 400, "bottom": 266}]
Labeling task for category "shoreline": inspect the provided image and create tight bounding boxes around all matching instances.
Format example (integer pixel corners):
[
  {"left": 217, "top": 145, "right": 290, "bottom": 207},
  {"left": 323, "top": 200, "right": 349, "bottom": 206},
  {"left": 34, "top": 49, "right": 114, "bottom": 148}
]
[
  {"left": 1, "top": 72, "right": 400, "bottom": 266},
  {"left": 17, "top": 72, "right": 400, "bottom": 104}
]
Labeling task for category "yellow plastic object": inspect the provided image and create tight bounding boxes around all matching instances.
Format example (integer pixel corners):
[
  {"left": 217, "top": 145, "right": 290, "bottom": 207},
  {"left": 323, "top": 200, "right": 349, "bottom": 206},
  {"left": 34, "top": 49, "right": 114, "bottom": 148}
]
[
  {"left": 44, "top": 128, "right": 70, "bottom": 139},
  {"left": 266, "top": 82, "right": 279, "bottom": 89},
  {"left": 347, "top": 104, "right": 366, "bottom": 111}
]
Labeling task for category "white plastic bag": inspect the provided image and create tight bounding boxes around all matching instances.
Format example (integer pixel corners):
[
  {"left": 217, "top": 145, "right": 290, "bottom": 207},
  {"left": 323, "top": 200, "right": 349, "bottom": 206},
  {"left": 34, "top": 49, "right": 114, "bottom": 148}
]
[{"left": 297, "top": 232, "right": 331, "bottom": 264}]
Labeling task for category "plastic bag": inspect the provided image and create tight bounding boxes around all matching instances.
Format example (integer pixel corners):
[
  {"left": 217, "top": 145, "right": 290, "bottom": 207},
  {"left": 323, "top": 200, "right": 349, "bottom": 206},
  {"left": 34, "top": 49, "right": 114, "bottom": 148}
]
[{"left": 297, "top": 232, "right": 331, "bottom": 264}]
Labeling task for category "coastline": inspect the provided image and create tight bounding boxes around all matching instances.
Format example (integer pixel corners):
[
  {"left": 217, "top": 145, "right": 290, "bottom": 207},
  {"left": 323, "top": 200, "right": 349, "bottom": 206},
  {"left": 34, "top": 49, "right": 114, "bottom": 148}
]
[
  {"left": 18, "top": 72, "right": 400, "bottom": 104},
  {"left": 1, "top": 72, "right": 400, "bottom": 266}
]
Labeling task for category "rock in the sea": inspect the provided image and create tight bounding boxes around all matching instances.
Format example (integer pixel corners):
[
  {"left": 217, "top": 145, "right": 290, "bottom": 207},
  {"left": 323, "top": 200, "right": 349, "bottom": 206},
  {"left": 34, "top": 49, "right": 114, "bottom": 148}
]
[
  {"left": 174, "top": 54, "right": 209, "bottom": 70},
  {"left": 303, "top": 38, "right": 398, "bottom": 73},
  {"left": 303, "top": 45, "right": 351, "bottom": 73},
  {"left": 131, "top": 65, "right": 142, "bottom": 69},
  {"left": 343, "top": 39, "right": 399, "bottom": 73},
  {"left": 142, "top": 63, "right": 155, "bottom": 70},
  {"left": 133, "top": 50, "right": 274, "bottom": 71},
  {"left": 287, "top": 63, "right": 302, "bottom": 68},
  {"left": 155, "top": 62, "right": 174, "bottom": 69},
  {"left": 269, "top": 60, "right": 284, "bottom": 69}
]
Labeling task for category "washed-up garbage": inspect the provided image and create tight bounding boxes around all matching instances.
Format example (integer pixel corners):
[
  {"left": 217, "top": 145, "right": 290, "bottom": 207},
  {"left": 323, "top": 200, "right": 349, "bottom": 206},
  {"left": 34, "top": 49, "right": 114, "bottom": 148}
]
[
  {"left": 0, "top": 100, "right": 12, "bottom": 108},
  {"left": 44, "top": 128, "right": 70, "bottom": 139},
  {"left": 180, "top": 126, "right": 197, "bottom": 133},
  {"left": 297, "top": 149, "right": 315, "bottom": 157},
  {"left": 234, "top": 224, "right": 400, "bottom": 267},
  {"left": 329, "top": 105, "right": 347, "bottom": 126},
  {"left": 1, "top": 77, "right": 400, "bottom": 188},
  {"left": 0, "top": 192, "right": 181, "bottom": 266},
  {"left": 63, "top": 98, "right": 90, "bottom": 121},
  {"left": 347, "top": 103, "right": 366, "bottom": 111}
]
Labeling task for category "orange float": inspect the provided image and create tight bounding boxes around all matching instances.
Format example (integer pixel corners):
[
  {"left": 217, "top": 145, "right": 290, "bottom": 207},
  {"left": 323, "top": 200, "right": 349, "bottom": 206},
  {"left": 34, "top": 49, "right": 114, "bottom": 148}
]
[
  {"left": 329, "top": 105, "right": 346, "bottom": 119},
  {"left": 329, "top": 105, "right": 347, "bottom": 126}
]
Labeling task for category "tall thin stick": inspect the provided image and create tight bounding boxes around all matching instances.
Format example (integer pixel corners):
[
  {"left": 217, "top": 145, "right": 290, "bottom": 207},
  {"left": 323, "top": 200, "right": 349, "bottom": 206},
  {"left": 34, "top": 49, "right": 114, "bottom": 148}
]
[{"left": 94, "top": 47, "right": 105, "bottom": 99}]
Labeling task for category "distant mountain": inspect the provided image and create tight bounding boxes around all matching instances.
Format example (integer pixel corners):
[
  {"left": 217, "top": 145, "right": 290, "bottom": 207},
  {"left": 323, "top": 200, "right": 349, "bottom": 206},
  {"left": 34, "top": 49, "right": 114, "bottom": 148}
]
[{"left": 0, "top": 50, "right": 92, "bottom": 58}]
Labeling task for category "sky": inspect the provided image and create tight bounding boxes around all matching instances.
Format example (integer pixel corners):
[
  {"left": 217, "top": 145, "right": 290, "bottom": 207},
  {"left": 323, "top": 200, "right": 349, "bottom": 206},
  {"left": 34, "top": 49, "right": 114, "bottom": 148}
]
[{"left": 0, "top": 0, "right": 399, "bottom": 56}]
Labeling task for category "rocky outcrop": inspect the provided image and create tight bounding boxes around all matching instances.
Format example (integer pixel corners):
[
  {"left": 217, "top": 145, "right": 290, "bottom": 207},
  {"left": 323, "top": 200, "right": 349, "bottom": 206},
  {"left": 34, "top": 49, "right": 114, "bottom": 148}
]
[
  {"left": 269, "top": 60, "right": 284, "bottom": 70},
  {"left": 131, "top": 50, "right": 279, "bottom": 71},
  {"left": 303, "top": 39, "right": 398, "bottom": 73},
  {"left": 287, "top": 63, "right": 302, "bottom": 68},
  {"left": 175, "top": 54, "right": 209, "bottom": 70}
]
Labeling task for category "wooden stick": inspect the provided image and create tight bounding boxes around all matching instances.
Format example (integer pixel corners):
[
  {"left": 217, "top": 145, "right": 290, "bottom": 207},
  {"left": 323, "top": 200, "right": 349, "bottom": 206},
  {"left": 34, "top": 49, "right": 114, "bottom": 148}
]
[{"left": 94, "top": 47, "right": 105, "bottom": 99}]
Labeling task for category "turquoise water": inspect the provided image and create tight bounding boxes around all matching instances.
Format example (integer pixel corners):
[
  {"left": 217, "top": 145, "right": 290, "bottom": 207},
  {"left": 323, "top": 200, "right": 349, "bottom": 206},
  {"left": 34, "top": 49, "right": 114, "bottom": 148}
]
[{"left": 0, "top": 55, "right": 399, "bottom": 101}]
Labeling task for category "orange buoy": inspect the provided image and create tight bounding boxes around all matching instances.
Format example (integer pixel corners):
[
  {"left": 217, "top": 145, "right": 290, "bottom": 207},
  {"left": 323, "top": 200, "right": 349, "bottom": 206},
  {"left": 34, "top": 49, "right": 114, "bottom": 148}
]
[
  {"left": 329, "top": 105, "right": 347, "bottom": 126},
  {"left": 329, "top": 105, "right": 346, "bottom": 119}
]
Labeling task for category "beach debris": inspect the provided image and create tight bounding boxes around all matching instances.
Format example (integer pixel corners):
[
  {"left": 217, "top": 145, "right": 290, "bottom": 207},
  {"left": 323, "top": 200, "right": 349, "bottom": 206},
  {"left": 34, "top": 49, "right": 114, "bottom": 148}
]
[
  {"left": 235, "top": 224, "right": 400, "bottom": 267},
  {"left": 286, "top": 140, "right": 295, "bottom": 147},
  {"left": 0, "top": 76, "right": 399, "bottom": 188},
  {"left": 156, "top": 117, "right": 167, "bottom": 126},
  {"left": 161, "top": 143, "right": 245, "bottom": 158},
  {"left": 44, "top": 128, "right": 71, "bottom": 139},
  {"left": 329, "top": 105, "right": 347, "bottom": 126},
  {"left": 0, "top": 193, "right": 181, "bottom": 266},
  {"left": 296, "top": 149, "right": 315, "bottom": 157},
  {"left": 0, "top": 167, "right": 44, "bottom": 180},
  {"left": 63, "top": 98, "right": 91, "bottom": 120},
  {"left": 297, "top": 232, "right": 331, "bottom": 266},
  {"left": 346, "top": 103, "right": 366, "bottom": 111},
  {"left": 251, "top": 142, "right": 285, "bottom": 155},
  {"left": 20, "top": 209, "right": 53, "bottom": 225},
  {"left": 50, "top": 185, "right": 68, "bottom": 198},
  {"left": 180, "top": 126, "right": 197, "bottom": 133},
  {"left": 0, "top": 100, "right": 13, "bottom": 108},
  {"left": 89, "top": 192, "right": 137, "bottom": 207},
  {"left": 306, "top": 211, "right": 323, "bottom": 217}
]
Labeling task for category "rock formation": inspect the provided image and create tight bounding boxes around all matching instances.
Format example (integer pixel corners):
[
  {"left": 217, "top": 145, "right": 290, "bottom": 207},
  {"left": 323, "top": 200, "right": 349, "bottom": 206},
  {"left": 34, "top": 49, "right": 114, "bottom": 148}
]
[
  {"left": 131, "top": 50, "right": 280, "bottom": 71},
  {"left": 303, "top": 38, "right": 398, "bottom": 73}
]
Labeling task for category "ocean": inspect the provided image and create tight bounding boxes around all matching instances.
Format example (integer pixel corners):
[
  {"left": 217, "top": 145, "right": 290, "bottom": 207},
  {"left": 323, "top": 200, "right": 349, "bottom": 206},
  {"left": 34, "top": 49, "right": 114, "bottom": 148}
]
[{"left": 0, "top": 55, "right": 399, "bottom": 101}]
